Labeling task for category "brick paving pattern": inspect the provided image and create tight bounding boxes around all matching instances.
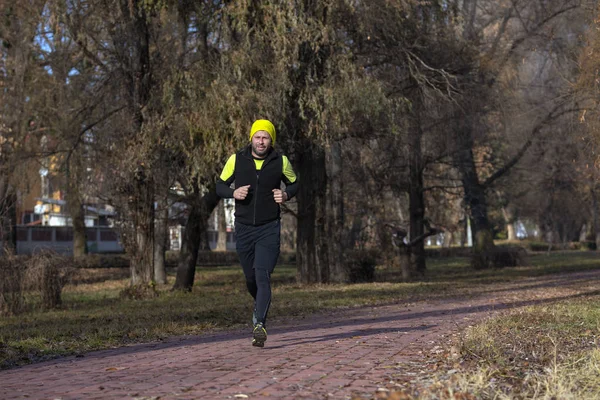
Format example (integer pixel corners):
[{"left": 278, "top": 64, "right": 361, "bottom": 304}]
[{"left": 1, "top": 269, "right": 598, "bottom": 400}]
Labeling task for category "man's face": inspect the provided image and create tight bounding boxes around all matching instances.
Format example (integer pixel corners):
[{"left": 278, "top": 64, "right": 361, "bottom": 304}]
[{"left": 251, "top": 130, "right": 272, "bottom": 158}]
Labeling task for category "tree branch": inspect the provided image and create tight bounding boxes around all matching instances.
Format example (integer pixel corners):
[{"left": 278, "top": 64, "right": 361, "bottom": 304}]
[{"left": 483, "top": 104, "right": 585, "bottom": 188}]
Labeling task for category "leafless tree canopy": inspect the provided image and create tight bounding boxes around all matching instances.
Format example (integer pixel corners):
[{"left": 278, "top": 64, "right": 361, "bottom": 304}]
[{"left": 1, "top": 0, "right": 598, "bottom": 284}]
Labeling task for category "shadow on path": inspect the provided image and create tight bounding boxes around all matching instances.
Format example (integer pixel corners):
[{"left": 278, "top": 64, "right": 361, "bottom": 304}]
[{"left": 3, "top": 276, "right": 599, "bottom": 374}]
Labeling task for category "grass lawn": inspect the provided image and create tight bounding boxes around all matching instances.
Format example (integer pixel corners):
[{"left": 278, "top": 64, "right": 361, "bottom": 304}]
[
  {"left": 388, "top": 252, "right": 600, "bottom": 399},
  {"left": 1, "top": 250, "right": 599, "bottom": 399},
  {"left": 403, "top": 296, "right": 600, "bottom": 400}
]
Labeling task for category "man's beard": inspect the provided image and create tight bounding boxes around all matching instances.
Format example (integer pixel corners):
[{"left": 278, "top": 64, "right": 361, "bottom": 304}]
[{"left": 252, "top": 143, "right": 270, "bottom": 158}]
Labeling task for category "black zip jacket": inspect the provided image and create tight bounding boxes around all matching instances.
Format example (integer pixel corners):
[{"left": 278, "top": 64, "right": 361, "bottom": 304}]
[{"left": 216, "top": 146, "right": 298, "bottom": 226}]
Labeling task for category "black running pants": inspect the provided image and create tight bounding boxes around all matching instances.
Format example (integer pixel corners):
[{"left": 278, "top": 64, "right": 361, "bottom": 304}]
[{"left": 235, "top": 219, "right": 280, "bottom": 326}]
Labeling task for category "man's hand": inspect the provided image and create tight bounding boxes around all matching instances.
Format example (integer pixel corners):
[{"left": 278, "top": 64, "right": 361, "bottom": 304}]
[
  {"left": 272, "top": 189, "right": 288, "bottom": 204},
  {"left": 234, "top": 185, "right": 251, "bottom": 200}
]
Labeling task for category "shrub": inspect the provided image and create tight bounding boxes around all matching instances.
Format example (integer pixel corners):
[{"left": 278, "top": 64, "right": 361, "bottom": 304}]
[
  {"left": 0, "top": 251, "right": 27, "bottom": 315},
  {"left": 344, "top": 249, "right": 380, "bottom": 283},
  {"left": 471, "top": 245, "right": 528, "bottom": 269},
  {"left": 491, "top": 245, "right": 528, "bottom": 267},
  {"left": 196, "top": 251, "right": 240, "bottom": 266},
  {"left": 75, "top": 254, "right": 129, "bottom": 268},
  {"left": 26, "top": 250, "right": 76, "bottom": 309},
  {"left": 523, "top": 241, "right": 553, "bottom": 252},
  {"left": 578, "top": 241, "right": 597, "bottom": 251},
  {"left": 72, "top": 251, "right": 295, "bottom": 269},
  {"left": 165, "top": 250, "right": 239, "bottom": 266},
  {"left": 520, "top": 240, "right": 596, "bottom": 252},
  {"left": 119, "top": 283, "right": 158, "bottom": 300},
  {"left": 425, "top": 247, "right": 472, "bottom": 258}
]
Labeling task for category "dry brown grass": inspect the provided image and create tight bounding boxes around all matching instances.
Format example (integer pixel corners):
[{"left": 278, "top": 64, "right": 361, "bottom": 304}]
[
  {"left": 0, "top": 250, "right": 76, "bottom": 315},
  {"left": 389, "top": 296, "right": 600, "bottom": 399}
]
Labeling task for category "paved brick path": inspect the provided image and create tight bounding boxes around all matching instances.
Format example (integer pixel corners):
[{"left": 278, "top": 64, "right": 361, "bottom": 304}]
[{"left": 1, "top": 269, "right": 599, "bottom": 400}]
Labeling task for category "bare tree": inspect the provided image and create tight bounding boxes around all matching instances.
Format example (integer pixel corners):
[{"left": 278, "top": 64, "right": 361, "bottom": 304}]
[
  {"left": 450, "top": 0, "right": 586, "bottom": 267},
  {"left": 0, "top": 1, "right": 47, "bottom": 252}
]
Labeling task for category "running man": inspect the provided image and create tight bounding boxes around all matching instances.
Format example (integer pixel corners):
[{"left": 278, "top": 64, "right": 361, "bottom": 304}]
[{"left": 216, "top": 119, "right": 298, "bottom": 347}]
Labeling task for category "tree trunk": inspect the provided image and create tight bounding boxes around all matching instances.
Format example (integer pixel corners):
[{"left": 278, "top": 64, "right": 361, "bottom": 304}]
[
  {"left": 215, "top": 200, "right": 227, "bottom": 251},
  {"left": 71, "top": 200, "right": 88, "bottom": 259},
  {"left": 326, "top": 141, "right": 347, "bottom": 282},
  {"left": 465, "top": 168, "right": 496, "bottom": 269},
  {"left": 121, "top": 1, "right": 154, "bottom": 287},
  {"left": 98, "top": 0, "right": 155, "bottom": 287},
  {"left": 0, "top": 178, "right": 18, "bottom": 254},
  {"left": 129, "top": 168, "right": 155, "bottom": 285},
  {"left": 398, "top": 246, "right": 412, "bottom": 282},
  {"left": 502, "top": 206, "right": 517, "bottom": 241},
  {"left": 173, "top": 203, "right": 201, "bottom": 291},
  {"left": 465, "top": 177, "right": 496, "bottom": 269},
  {"left": 389, "top": 224, "right": 437, "bottom": 282},
  {"left": 408, "top": 122, "right": 426, "bottom": 276},
  {"left": 592, "top": 186, "right": 600, "bottom": 250},
  {"left": 68, "top": 185, "right": 88, "bottom": 259},
  {"left": 347, "top": 214, "right": 363, "bottom": 250},
  {"left": 442, "top": 231, "right": 453, "bottom": 247},
  {"left": 296, "top": 144, "right": 329, "bottom": 284},
  {"left": 506, "top": 222, "right": 516, "bottom": 241},
  {"left": 455, "top": 127, "right": 496, "bottom": 269},
  {"left": 154, "top": 192, "right": 168, "bottom": 284},
  {"left": 285, "top": 4, "right": 332, "bottom": 283},
  {"left": 172, "top": 189, "right": 219, "bottom": 290},
  {"left": 7, "top": 191, "right": 17, "bottom": 252},
  {"left": 65, "top": 157, "right": 88, "bottom": 259}
]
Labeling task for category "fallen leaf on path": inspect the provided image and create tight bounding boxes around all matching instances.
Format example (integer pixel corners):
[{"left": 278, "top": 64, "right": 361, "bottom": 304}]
[
  {"left": 389, "top": 391, "right": 414, "bottom": 400},
  {"left": 105, "top": 367, "right": 126, "bottom": 371}
]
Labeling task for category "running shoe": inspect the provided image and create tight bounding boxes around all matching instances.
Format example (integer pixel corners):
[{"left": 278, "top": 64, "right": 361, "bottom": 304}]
[{"left": 252, "top": 323, "right": 267, "bottom": 347}]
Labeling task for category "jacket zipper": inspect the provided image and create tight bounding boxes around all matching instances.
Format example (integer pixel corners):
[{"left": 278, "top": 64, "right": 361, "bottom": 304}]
[
  {"left": 254, "top": 170, "right": 260, "bottom": 225},
  {"left": 245, "top": 147, "right": 274, "bottom": 226}
]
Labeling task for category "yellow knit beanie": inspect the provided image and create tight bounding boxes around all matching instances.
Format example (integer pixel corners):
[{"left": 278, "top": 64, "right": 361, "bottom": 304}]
[{"left": 249, "top": 119, "right": 276, "bottom": 144}]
